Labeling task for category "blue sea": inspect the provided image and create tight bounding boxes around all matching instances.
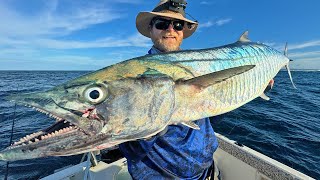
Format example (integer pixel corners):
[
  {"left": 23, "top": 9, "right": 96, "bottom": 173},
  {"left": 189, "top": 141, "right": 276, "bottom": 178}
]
[{"left": 0, "top": 71, "right": 319, "bottom": 179}]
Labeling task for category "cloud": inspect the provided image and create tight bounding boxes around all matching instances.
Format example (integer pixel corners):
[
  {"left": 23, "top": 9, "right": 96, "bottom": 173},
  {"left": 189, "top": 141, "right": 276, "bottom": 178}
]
[
  {"left": 198, "top": 18, "right": 232, "bottom": 30},
  {"left": 30, "top": 34, "right": 151, "bottom": 49},
  {"left": 291, "top": 58, "right": 320, "bottom": 70},
  {"left": 216, "top": 18, "right": 232, "bottom": 26},
  {"left": 198, "top": 21, "right": 214, "bottom": 29},
  {"left": 0, "top": 1, "right": 151, "bottom": 50},
  {"left": 200, "top": 1, "right": 213, "bottom": 5},
  {"left": 0, "top": 1, "right": 152, "bottom": 70},
  {"left": 290, "top": 51, "right": 320, "bottom": 59},
  {"left": 0, "top": 1, "right": 123, "bottom": 37},
  {"left": 288, "top": 40, "right": 320, "bottom": 50}
]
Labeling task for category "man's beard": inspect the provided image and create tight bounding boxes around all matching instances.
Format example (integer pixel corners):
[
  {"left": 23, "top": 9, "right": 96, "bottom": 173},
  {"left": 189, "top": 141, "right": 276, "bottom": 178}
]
[{"left": 152, "top": 36, "right": 182, "bottom": 52}]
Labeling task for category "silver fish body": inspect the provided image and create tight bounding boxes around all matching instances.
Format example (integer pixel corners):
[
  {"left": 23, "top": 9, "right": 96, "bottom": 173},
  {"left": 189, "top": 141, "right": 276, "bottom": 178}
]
[{"left": 0, "top": 32, "right": 291, "bottom": 161}]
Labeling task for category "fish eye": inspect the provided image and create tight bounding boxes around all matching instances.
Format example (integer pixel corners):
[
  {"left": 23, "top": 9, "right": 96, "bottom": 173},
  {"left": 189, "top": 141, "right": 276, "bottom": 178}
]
[{"left": 84, "top": 85, "right": 108, "bottom": 104}]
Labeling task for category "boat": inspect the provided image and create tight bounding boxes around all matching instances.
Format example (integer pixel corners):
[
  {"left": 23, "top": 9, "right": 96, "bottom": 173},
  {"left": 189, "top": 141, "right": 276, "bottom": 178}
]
[{"left": 41, "top": 133, "right": 315, "bottom": 180}]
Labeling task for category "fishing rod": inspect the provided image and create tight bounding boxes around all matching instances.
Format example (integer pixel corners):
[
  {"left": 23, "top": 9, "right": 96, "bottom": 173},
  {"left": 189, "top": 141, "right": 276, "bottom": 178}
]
[{"left": 4, "top": 93, "right": 17, "bottom": 180}]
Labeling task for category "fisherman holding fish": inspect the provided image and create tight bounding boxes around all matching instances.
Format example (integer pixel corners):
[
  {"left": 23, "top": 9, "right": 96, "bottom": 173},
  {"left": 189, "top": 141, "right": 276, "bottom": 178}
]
[
  {"left": 0, "top": 1, "right": 284, "bottom": 179},
  {"left": 118, "top": 0, "right": 220, "bottom": 179}
]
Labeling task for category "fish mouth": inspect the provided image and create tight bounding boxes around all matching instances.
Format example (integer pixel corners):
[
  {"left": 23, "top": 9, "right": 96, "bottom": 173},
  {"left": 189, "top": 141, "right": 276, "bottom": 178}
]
[
  {"left": 1, "top": 104, "right": 106, "bottom": 161},
  {"left": 3, "top": 92, "right": 105, "bottom": 155},
  {"left": 7, "top": 106, "right": 91, "bottom": 149}
]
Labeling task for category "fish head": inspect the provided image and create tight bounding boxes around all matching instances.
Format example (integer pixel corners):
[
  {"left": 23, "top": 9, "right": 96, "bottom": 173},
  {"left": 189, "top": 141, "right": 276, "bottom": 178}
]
[{"left": 1, "top": 74, "right": 175, "bottom": 161}]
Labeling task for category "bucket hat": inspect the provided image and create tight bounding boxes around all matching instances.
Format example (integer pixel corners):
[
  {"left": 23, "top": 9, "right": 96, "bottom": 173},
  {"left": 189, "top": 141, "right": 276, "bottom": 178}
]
[{"left": 136, "top": 0, "right": 198, "bottom": 39}]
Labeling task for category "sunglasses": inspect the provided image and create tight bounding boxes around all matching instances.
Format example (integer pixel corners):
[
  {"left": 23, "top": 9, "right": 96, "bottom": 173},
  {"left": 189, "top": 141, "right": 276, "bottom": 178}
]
[{"left": 152, "top": 18, "right": 185, "bottom": 31}]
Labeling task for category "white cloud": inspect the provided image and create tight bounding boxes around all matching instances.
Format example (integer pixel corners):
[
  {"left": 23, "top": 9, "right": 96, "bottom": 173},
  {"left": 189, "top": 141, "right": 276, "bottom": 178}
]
[
  {"left": 216, "top": 18, "right": 232, "bottom": 26},
  {"left": 0, "top": 1, "right": 122, "bottom": 37},
  {"left": 30, "top": 34, "right": 151, "bottom": 49},
  {"left": 290, "top": 51, "right": 320, "bottom": 59},
  {"left": 200, "top": 1, "right": 212, "bottom": 5},
  {"left": 198, "top": 18, "right": 232, "bottom": 30},
  {"left": 288, "top": 40, "right": 320, "bottom": 50},
  {"left": 198, "top": 21, "right": 214, "bottom": 29},
  {"left": 0, "top": 1, "right": 151, "bottom": 70},
  {"left": 291, "top": 58, "right": 320, "bottom": 70}
]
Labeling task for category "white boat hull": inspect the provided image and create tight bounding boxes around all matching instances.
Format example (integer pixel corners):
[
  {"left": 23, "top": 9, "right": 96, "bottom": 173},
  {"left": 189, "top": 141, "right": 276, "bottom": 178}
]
[{"left": 41, "top": 133, "right": 315, "bottom": 180}]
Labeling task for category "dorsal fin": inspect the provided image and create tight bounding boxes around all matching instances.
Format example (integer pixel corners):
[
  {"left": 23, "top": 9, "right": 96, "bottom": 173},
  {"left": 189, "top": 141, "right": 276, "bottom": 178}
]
[
  {"left": 238, "top": 31, "right": 251, "bottom": 42},
  {"left": 284, "top": 42, "right": 288, "bottom": 56}
]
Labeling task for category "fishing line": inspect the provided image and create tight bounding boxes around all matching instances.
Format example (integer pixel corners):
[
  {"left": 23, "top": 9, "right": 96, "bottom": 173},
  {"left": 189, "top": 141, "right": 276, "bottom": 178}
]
[{"left": 4, "top": 98, "right": 17, "bottom": 180}]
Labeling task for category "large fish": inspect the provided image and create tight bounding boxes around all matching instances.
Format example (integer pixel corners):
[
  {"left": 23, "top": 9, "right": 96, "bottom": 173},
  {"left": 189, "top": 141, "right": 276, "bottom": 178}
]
[{"left": 0, "top": 32, "right": 295, "bottom": 161}]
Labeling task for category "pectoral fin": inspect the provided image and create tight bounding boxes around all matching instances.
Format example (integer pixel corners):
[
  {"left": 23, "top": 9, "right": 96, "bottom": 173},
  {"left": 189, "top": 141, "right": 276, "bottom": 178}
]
[
  {"left": 181, "top": 122, "right": 200, "bottom": 130},
  {"left": 260, "top": 93, "right": 270, "bottom": 101},
  {"left": 180, "top": 65, "right": 255, "bottom": 89}
]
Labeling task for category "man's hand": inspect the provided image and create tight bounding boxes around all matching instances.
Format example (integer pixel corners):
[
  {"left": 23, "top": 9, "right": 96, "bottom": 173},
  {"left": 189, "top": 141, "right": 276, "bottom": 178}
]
[{"left": 264, "top": 79, "right": 274, "bottom": 93}]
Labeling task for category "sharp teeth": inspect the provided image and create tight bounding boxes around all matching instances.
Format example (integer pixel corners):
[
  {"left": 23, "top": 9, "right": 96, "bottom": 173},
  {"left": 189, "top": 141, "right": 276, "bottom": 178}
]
[
  {"left": 41, "top": 136, "right": 45, "bottom": 140},
  {"left": 35, "top": 138, "right": 39, "bottom": 142},
  {"left": 28, "top": 141, "right": 32, "bottom": 144}
]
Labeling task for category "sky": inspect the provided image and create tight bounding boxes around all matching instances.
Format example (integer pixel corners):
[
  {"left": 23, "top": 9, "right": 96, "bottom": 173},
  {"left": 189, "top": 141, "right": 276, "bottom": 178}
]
[{"left": 0, "top": 0, "right": 320, "bottom": 70}]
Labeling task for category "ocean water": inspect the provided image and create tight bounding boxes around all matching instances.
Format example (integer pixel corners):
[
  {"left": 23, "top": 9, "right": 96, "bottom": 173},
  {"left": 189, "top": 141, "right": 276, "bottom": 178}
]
[{"left": 0, "top": 70, "right": 319, "bottom": 179}]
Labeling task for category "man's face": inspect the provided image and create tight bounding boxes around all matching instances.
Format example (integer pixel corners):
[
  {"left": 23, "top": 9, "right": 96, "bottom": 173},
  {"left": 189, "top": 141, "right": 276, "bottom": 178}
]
[{"left": 149, "top": 17, "right": 184, "bottom": 52}]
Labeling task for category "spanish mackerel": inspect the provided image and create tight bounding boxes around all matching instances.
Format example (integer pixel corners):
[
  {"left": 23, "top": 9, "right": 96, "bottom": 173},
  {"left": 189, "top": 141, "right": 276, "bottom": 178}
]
[{"left": 0, "top": 32, "right": 294, "bottom": 161}]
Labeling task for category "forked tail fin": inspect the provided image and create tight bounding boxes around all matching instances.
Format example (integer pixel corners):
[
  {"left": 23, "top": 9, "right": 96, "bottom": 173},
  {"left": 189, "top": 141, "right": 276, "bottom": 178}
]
[
  {"left": 284, "top": 43, "right": 297, "bottom": 89},
  {"left": 285, "top": 64, "right": 297, "bottom": 89}
]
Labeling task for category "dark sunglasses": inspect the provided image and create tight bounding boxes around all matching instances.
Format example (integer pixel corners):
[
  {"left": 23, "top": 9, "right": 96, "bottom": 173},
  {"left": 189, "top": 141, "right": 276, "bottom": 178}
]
[{"left": 152, "top": 18, "right": 185, "bottom": 31}]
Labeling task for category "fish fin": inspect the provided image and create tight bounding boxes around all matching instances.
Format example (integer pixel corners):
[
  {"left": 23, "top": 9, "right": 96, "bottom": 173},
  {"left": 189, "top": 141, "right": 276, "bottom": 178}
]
[
  {"left": 238, "top": 31, "right": 251, "bottom": 42},
  {"left": 284, "top": 42, "right": 288, "bottom": 56},
  {"left": 285, "top": 63, "right": 297, "bottom": 89},
  {"left": 260, "top": 93, "right": 270, "bottom": 101},
  {"left": 181, "top": 122, "right": 200, "bottom": 130},
  {"left": 181, "top": 65, "right": 255, "bottom": 89}
]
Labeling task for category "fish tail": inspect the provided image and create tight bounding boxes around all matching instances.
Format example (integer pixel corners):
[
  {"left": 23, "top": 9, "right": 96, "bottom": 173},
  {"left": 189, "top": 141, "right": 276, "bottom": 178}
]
[
  {"left": 285, "top": 63, "right": 297, "bottom": 89},
  {"left": 283, "top": 43, "right": 297, "bottom": 89}
]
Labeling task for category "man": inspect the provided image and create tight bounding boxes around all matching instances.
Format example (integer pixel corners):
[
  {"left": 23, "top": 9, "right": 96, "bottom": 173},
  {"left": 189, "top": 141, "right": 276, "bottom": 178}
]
[{"left": 118, "top": 0, "right": 219, "bottom": 179}]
